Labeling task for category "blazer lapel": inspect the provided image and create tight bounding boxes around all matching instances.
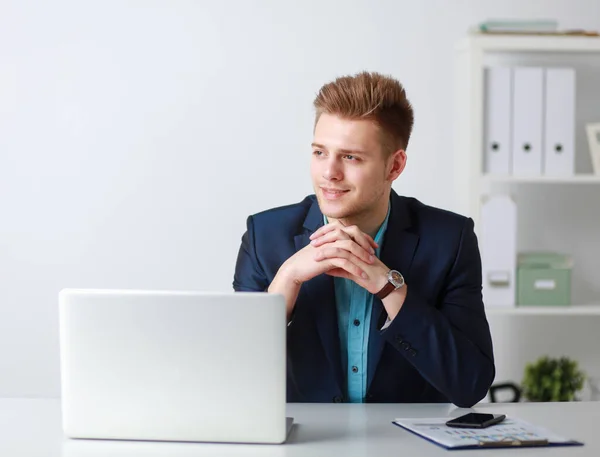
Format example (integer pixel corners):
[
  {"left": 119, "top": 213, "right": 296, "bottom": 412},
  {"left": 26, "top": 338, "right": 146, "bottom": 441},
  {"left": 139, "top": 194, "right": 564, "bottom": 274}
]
[
  {"left": 367, "top": 191, "right": 419, "bottom": 389},
  {"left": 294, "top": 198, "right": 344, "bottom": 393}
]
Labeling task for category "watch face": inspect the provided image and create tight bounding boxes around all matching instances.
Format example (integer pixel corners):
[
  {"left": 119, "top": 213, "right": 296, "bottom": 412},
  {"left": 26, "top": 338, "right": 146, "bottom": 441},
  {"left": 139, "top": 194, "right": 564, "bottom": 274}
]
[{"left": 389, "top": 270, "right": 404, "bottom": 288}]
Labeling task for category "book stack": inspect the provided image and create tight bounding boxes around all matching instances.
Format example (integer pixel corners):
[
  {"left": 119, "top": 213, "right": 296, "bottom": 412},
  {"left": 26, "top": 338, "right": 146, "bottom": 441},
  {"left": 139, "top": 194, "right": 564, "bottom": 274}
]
[
  {"left": 479, "top": 19, "right": 558, "bottom": 34},
  {"left": 477, "top": 19, "right": 598, "bottom": 36}
]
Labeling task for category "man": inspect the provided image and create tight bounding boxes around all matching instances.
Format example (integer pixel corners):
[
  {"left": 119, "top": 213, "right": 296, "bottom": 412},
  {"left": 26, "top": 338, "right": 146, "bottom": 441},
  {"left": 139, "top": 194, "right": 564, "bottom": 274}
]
[{"left": 233, "top": 71, "right": 494, "bottom": 407}]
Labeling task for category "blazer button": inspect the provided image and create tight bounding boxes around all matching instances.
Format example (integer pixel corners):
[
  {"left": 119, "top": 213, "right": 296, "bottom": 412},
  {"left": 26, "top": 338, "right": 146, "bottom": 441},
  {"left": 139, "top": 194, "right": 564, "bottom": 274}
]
[
  {"left": 409, "top": 348, "right": 417, "bottom": 357},
  {"left": 401, "top": 342, "right": 410, "bottom": 351},
  {"left": 395, "top": 335, "right": 403, "bottom": 343},
  {"left": 333, "top": 396, "right": 343, "bottom": 403}
]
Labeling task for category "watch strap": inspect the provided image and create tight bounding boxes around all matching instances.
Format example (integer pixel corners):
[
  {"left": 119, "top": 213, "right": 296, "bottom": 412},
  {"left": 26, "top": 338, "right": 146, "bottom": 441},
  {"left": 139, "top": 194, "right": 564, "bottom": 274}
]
[{"left": 375, "top": 281, "right": 396, "bottom": 300}]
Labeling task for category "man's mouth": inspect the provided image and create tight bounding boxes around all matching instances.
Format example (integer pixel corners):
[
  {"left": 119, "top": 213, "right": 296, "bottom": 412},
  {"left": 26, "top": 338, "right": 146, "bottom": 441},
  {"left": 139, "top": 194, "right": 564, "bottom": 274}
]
[{"left": 321, "top": 187, "right": 349, "bottom": 200}]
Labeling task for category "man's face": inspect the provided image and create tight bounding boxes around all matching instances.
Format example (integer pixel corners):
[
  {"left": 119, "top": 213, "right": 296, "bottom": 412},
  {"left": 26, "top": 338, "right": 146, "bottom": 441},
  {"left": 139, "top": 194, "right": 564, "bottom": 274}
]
[{"left": 310, "top": 113, "right": 397, "bottom": 221}]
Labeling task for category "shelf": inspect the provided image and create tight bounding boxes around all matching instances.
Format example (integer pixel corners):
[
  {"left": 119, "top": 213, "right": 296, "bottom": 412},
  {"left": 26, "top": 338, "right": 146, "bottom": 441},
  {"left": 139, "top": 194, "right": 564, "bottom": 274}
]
[
  {"left": 485, "top": 305, "right": 600, "bottom": 316},
  {"left": 457, "top": 34, "right": 600, "bottom": 53},
  {"left": 482, "top": 174, "right": 600, "bottom": 185}
]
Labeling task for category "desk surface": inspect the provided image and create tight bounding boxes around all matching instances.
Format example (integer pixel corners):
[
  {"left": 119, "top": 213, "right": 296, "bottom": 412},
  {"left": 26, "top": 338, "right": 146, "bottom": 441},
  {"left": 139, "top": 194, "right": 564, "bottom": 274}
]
[{"left": 0, "top": 398, "right": 597, "bottom": 456}]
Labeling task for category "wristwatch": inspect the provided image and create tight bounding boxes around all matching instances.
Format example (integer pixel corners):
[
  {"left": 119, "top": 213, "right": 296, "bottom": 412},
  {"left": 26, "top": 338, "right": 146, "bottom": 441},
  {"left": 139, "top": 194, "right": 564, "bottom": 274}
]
[{"left": 375, "top": 269, "right": 405, "bottom": 300}]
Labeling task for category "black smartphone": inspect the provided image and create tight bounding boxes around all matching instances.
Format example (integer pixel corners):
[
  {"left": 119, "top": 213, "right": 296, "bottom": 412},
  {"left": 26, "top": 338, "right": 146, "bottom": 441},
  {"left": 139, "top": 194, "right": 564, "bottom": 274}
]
[{"left": 446, "top": 413, "right": 506, "bottom": 429}]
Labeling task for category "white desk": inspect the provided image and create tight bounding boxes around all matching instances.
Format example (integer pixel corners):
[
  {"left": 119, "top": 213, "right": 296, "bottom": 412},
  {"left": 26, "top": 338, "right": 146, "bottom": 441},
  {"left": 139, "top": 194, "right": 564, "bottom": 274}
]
[{"left": 0, "top": 399, "right": 598, "bottom": 456}]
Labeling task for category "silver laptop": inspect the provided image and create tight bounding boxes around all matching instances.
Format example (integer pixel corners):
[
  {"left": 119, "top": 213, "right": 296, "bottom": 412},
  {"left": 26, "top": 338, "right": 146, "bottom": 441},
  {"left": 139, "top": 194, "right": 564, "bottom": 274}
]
[{"left": 58, "top": 289, "right": 293, "bottom": 444}]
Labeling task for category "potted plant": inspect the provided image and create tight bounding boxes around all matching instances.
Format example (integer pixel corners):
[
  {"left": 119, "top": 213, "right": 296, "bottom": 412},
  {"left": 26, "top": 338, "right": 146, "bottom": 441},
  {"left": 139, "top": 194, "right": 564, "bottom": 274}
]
[{"left": 522, "top": 356, "right": 586, "bottom": 402}]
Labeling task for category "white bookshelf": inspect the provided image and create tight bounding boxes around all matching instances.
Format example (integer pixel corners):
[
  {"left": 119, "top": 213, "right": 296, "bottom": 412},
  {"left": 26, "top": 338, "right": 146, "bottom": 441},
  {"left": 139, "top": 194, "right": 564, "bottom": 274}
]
[
  {"left": 454, "top": 33, "right": 600, "bottom": 231},
  {"left": 454, "top": 33, "right": 600, "bottom": 398},
  {"left": 454, "top": 33, "right": 600, "bottom": 303}
]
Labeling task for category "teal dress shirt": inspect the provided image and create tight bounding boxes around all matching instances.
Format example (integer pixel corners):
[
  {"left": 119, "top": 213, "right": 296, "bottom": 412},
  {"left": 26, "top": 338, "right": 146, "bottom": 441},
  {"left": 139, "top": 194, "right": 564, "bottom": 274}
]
[{"left": 323, "top": 204, "right": 390, "bottom": 402}]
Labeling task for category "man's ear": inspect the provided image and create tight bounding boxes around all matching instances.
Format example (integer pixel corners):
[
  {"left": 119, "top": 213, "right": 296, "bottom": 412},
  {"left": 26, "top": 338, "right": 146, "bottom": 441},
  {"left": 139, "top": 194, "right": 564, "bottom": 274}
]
[{"left": 387, "top": 149, "right": 407, "bottom": 181}]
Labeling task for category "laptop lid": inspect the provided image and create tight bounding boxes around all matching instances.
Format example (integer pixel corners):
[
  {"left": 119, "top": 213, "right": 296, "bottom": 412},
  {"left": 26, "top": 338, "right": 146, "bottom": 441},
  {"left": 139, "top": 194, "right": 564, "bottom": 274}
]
[{"left": 59, "top": 289, "right": 288, "bottom": 444}]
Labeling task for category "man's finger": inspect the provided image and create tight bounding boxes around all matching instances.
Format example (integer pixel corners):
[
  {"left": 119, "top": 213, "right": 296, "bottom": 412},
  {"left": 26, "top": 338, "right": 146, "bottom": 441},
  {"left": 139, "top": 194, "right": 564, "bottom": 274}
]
[
  {"left": 325, "top": 230, "right": 374, "bottom": 254},
  {"left": 348, "top": 233, "right": 376, "bottom": 254},
  {"left": 315, "top": 246, "right": 374, "bottom": 263},
  {"left": 310, "top": 222, "right": 378, "bottom": 254},
  {"left": 326, "top": 268, "right": 354, "bottom": 280},
  {"left": 311, "top": 229, "right": 374, "bottom": 255},
  {"left": 309, "top": 221, "right": 341, "bottom": 240},
  {"left": 345, "top": 225, "right": 378, "bottom": 249},
  {"left": 334, "top": 240, "right": 374, "bottom": 263},
  {"left": 314, "top": 248, "right": 368, "bottom": 278},
  {"left": 315, "top": 242, "right": 374, "bottom": 264},
  {"left": 329, "top": 257, "right": 368, "bottom": 279},
  {"left": 315, "top": 246, "right": 352, "bottom": 262},
  {"left": 310, "top": 228, "right": 350, "bottom": 247}
]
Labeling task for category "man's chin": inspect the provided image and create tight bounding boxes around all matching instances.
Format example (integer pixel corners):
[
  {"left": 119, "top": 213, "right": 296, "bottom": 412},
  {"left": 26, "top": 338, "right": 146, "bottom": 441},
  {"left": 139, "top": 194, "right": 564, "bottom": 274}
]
[{"left": 316, "top": 199, "right": 353, "bottom": 220}]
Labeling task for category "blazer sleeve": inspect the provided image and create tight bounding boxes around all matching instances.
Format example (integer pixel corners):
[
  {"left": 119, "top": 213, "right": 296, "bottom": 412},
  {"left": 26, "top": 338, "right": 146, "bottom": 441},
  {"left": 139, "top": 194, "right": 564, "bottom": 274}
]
[
  {"left": 233, "top": 216, "right": 269, "bottom": 292},
  {"left": 381, "top": 217, "right": 495, "bottom": 408}
]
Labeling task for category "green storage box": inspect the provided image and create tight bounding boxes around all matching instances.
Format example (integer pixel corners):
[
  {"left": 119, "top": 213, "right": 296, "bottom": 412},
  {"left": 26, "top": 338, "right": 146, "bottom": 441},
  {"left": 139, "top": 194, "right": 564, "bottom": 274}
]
[{"left": 517, "top": 253, "right": 572, "bottom": 306}]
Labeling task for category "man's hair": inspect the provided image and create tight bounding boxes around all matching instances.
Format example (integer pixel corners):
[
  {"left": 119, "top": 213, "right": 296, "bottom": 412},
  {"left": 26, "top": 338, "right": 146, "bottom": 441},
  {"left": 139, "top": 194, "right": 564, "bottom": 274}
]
[{"left": 313, "top": 71, "right": 414, "bottom": 154}]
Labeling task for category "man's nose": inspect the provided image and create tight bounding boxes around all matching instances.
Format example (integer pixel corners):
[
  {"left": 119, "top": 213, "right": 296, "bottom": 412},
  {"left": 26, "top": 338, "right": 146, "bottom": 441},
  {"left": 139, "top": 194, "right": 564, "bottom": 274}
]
[{"left": 323, "top": 157, "right": 343, "bottom": 181}]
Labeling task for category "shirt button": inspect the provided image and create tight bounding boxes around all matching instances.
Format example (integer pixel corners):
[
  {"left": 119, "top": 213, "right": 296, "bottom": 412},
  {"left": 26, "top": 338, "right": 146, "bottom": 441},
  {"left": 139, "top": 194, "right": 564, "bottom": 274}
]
[
  {"left": 353, "top": 319, "right": 360, "bottom": 326},
  {"left": 352, "top": 366, "right": 359, "bottom": 373}
]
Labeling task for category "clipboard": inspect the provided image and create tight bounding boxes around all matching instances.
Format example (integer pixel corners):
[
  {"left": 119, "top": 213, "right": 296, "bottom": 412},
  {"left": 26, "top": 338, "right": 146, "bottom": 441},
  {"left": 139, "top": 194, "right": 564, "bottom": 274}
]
[{"left": 392, "top": 417, "right": 584, "bottom": 450}]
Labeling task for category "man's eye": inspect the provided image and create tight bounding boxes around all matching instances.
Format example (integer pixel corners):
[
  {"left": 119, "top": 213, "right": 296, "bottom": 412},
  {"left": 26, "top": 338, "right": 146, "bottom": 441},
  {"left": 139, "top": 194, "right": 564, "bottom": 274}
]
[
  {"left": 313, "top": 150, "right": 323, "bottom": 156},
  {"left": 344, "top": 155, "right": 355, "bottom": 160}
]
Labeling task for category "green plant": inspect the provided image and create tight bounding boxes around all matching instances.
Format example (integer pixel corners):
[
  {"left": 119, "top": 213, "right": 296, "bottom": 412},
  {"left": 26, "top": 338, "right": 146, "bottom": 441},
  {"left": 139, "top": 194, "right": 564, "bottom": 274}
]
[{"left": 522, "top": 356, "right": 586, "bottom": 402}]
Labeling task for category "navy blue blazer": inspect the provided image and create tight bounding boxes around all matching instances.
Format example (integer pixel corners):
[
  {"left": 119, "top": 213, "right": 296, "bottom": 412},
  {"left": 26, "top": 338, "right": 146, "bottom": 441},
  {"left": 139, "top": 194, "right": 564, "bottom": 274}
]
[{"left": 233, "top": 190, "right": 495, "bottom": 407}]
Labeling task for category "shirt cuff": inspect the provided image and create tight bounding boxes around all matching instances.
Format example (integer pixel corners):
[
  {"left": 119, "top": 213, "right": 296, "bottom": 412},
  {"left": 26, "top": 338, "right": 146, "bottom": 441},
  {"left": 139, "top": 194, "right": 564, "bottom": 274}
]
[{"left": 380, "top": 316, "right": 392, "bottom": 331}]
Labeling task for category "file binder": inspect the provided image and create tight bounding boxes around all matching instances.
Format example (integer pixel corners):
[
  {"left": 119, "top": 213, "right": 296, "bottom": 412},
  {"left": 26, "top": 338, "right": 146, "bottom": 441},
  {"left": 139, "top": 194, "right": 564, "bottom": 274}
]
[
  {"left": 544, "top": 68, "right": 575, "bottom": 176},
  {"left": 512, "top": 67, "right": 544, "bottom": 176},
  {"left": 484, "top": 67, "right": 512, "bottom": 174},
  {"left": 481, "top": 194, "right": 517, "bottom": 307}
]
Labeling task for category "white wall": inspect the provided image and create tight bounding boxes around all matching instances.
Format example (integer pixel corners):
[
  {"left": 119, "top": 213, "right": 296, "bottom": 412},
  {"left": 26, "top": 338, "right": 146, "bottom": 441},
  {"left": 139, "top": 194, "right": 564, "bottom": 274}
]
[{"left": 1, "top": 0, "right": 600, "bottom": 398}]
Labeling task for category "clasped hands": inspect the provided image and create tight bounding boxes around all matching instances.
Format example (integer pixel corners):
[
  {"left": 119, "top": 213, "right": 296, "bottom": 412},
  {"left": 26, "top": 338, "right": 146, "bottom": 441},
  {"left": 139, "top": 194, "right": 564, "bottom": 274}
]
[{"left": 308, "top": 221, "right": 389, "bottom": 295}]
